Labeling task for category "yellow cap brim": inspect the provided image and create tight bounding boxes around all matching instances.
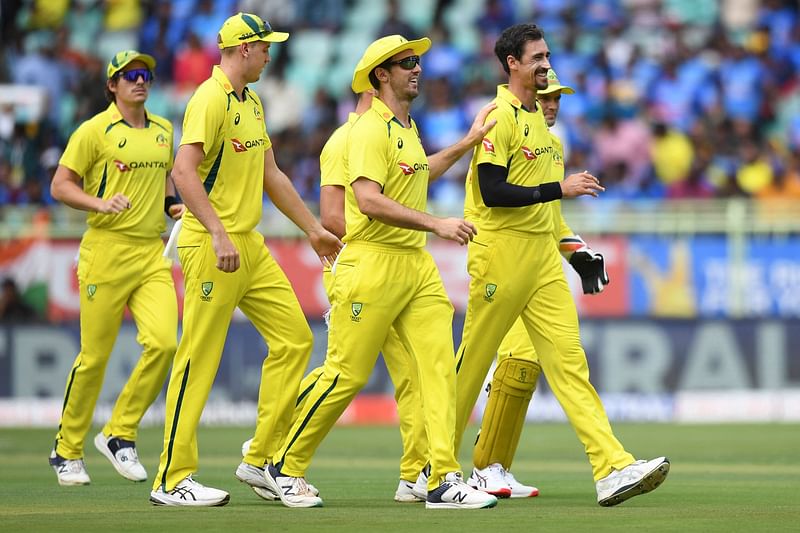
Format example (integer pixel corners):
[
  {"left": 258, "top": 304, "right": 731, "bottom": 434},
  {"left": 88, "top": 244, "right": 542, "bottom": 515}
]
[
  {"left": 351, "top": 37, "right": 432, "bottom": 93},
  {"left": 218, "top": 30, "right": 289, "bottom": 48},
  {"left": 539, "top": 84, "right": 575, "bottom": 95}
]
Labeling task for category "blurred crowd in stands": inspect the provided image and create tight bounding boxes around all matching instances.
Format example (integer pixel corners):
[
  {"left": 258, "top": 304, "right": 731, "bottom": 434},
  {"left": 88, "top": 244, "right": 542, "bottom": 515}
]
[{"left": 1, "top": 0, "right": 799, "bottom": 210}]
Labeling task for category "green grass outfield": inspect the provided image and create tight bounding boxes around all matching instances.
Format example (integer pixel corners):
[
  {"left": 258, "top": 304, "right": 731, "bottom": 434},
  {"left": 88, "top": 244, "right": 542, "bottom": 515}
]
[{"left": 1, "top": 423, "right": 798, "bottom": 532}]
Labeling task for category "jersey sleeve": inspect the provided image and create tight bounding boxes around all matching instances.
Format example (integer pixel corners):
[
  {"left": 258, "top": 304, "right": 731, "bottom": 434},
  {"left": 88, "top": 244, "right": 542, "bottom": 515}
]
[
  {"left": 473, "top": 104, "right": 511, "bottom": 168},
  {"left": 180, "top": 86, "right": 225, "bottom": 155},
  {"left": 320, "top": 126, "right": 347, "bottom": 188},
  {"left": 58, "top": 122, "right": 99, "bottom": 177},
  {"left": 348, "top": 115, "right": 388, "bottom": 188}
]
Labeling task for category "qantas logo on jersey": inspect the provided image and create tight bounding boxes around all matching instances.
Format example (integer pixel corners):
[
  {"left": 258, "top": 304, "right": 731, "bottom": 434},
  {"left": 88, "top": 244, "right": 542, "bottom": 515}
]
[
  {"left": 114, "top": 159, "right": 168, "bottom": 171},
  {"left": 398, "top": 161, "right": 429, "bottom": 176},
  {"left": 520, "top": 146, "right": 536, "bottom": 160},
  {"left": 231, "top": 138, "right": 266, "bottom": 152},
  {"left": 482, "top": 138, "right": 495, "bottom": 153},
  {"left": 398, "top": 162, "right": 414, "bottom": 175}
]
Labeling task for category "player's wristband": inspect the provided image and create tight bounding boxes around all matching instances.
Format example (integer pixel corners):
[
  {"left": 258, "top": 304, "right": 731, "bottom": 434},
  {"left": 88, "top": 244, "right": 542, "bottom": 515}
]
[
  {"left": 532, "top": 181, "right": 563, "bottom": 203},
  {"left": 164, "top": 195, "right": 179, "bottom": 215}
]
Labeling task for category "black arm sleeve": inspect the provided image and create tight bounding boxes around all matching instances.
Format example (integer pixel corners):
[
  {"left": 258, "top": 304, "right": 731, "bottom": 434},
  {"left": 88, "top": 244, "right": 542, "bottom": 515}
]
[{"left": 477, "top": 163, "right": 563, "bottom": 207}]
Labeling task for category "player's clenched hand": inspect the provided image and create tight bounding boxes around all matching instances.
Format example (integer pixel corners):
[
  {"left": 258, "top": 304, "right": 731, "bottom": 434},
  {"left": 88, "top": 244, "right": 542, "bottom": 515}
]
[
  {"left": 434, "top": 217, "right": 477, "bottom": 245},
  {"left": 308, "top": 227, "right": 343, "bottom": 267},
  {"left": 98, "top": 193, "right": 131, "bottom": 214},
  {"left": 211, "top": 232, "right": 240, "bottom": 272},
  {"left": 168, "top": 203, "right": 186, "bottom": 220},
  {"left": 560, "top": 170, "right": 605, "bottom": 198},
  {"left": 464, "top": 102, "right": 498, "bottom": 146}
]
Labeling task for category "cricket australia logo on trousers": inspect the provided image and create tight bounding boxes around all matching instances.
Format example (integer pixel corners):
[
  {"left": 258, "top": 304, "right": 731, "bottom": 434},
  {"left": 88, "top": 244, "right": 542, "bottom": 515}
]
[
  {"left": 484, "top": 283, "right": 497, "bottom": 302},
  {"left": 351, "top": 302, "right": 363, "bottom": 322},
  {"left": 87, "top": 284, "right": 97, "bottom": 300},
  {"left": 201, "top": 281, "right": 214, "bottom": 302}
]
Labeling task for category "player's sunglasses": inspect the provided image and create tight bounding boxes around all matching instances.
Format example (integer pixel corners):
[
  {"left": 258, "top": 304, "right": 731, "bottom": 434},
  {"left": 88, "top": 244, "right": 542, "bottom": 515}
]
[
  {"left": 118, "top": 68, "right": 154, "bottom": 83},
  {"left": 384, "top": 55, "right": 420, "bottom": 70},
  {"left": 239, "top": 19, "right": 273, "bottom": 40}
]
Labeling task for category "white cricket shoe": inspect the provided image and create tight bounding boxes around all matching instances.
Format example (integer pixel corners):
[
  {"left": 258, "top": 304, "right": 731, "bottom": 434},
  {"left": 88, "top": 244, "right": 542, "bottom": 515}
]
[
  {"left": 93, "top": 432, "right": 147, "bottom": 482},
  {"left": 150, "top": 475, "right": 230, "bottom": 506},
  {"left": 467, "top": 463, "right": 512, "bottom": 498},
  {"left": 504, "top": 470, "right": 539, "bottom": 498},
  {"left": 426, "top": 472, "right": 498, "bottom": 509},
  {"left": 410, "top": 465, "right": 429, "bottom": 500},
  {"left": 264, "top": 464, "right": 323, "bottom": 508},
  {"left": 394, "top": 479, "right": 425, "bottom": 502},
  {"left": 596, "top": 457, "right": 670, "bottom": 507},
  {"left": 49, "top": 450, "right": 90, "bottom": 486}
]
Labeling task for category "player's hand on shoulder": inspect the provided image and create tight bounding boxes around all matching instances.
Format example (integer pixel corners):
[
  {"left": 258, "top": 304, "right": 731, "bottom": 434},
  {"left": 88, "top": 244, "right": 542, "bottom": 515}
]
[
  {"left": 465, "top": 102, "right": 498, "bottom": 146},
  {"left": 309, "top": 227, "right": 343, "bottom": 267},
  {"left": 211, "top": 232, "right": 240, "bottom": 272},
  {"left": 561, "top": 170, "right": 605, "bottom": 198},
  {"left": 434, "top": 217, "right": 477, "bottom": 246},
  {"left": 98, "top": 193, "right": 132, "bottom": 214}
]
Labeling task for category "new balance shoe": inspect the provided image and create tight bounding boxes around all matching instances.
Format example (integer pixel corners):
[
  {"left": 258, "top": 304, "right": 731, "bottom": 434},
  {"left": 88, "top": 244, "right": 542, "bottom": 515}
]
[
  {"left": 394, "top": 479, "right": 425, "bottom": 502},
  {"left": 410, "top": 465, "right": 429, "bottom": 500},
  {"left": 426, "top": 472, "right": 498, "bottom": 509},
  {"left": 467, "top": 463, "right": 512, "bottom": 498},
  {"left": 504, "top": 470, "right": 539, "bottom": 498},
  {"left": 93, "top": 432, "right": 147, "bottom": 482},
  {"left": 150, "top": 475, "right": 230, "bottom": 506},
  {"left": 596, "top": 457, "right": 670, "bottom": 507},
  {"left": 49, "top": 450, "right": 90, "bottom": 486},
  {"left": 264, "top": 464, "right": 323, "bottom": 508}
]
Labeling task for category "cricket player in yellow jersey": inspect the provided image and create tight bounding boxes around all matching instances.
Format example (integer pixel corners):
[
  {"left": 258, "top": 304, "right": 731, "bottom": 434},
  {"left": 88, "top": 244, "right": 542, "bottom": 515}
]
[
  {"left": 49, "top": 50, "right": 184, "bottom": 486},
  {"left": 467, "top": 69, "right": 611, "bottom": 498},
  {"left": 455, "top": 24, "right": 670, "bottom": 507},
  {"left": 149, "top": 13, "right": 341, "bottom": 507},
  {"left": 265, "top": 35, "right": 497, "bottom": 510},
  {"left": 240, "top": 90, "right": 429, "bottom": 503}
]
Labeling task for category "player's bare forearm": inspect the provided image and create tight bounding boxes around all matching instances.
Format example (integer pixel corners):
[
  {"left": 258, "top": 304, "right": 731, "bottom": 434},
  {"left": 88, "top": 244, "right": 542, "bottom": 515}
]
[
  {"left": 263, "top": 148, "right": 326, "bottom": 236},
  {"left": 51, "top": 164, "right": 130, "bottom": 214},
  {"left": 428, "top": 102, "right": 497, "bottom": 181},
  {"left": 320, "top": 185, "right": 346, "bottom": 239},
  {"left": 352, "top": 177, "right": 476, "bottom": 244}
]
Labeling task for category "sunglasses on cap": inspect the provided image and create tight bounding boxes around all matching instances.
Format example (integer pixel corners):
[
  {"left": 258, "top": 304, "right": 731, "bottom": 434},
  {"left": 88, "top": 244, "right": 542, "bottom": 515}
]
[
  {"left": 239, "top": 20, "right": 273, "bottom": 41},
  {"left": 384, "top": 55, "right": 420, "bottom": 70},
  {"left": 117, "top": 68, "right": 154, "bottom": 83}
]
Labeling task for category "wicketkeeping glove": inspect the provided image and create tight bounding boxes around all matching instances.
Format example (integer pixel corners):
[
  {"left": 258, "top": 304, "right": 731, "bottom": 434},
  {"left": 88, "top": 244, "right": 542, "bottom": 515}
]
[{"left": 558, "top": 235, "right": 610, "bottom": 295}]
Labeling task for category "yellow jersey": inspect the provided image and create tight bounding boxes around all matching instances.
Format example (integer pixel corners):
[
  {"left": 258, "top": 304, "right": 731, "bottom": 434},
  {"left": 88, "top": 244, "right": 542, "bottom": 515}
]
[
  {"left": 345, "top": 97, "right": 429, "bottom": 249},
  {"left": 59, "top": 102, "right": 173, "bottom": 239},
  {"left": 549, "top": 133, "right": 573, "bottom": 241},
  {"left": 178, "top": 66, "right": 271, "bottom": 240},
  {"left": 464, "top": 85, "right": 554, "bottom": 234},
  {"left": 320, "top": 113, "right": 358, "bottom": 188}
]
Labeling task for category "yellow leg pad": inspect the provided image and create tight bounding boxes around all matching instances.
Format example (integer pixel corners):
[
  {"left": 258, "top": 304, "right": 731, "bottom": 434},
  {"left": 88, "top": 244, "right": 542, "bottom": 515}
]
[{"left": 472, "top": 357, "right": 540, "bottom": 470}]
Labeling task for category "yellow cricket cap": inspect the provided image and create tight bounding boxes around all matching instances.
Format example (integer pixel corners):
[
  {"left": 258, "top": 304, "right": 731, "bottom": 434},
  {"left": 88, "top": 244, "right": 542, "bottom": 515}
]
[
  {"left": 539, "top": 68, "right": 575, "bottom": 95},
  {"left": 217, "top": 12, "right": 289, "bottom": 49},
  {"left": 351, "top": 35, "right": 431, "bottom": 93}
]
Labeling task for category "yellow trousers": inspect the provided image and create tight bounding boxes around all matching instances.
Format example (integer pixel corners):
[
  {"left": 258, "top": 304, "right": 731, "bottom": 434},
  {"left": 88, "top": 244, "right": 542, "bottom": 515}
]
[
  {"left": 275, "top": 242, "right": 460, "bottom": 489},
  {"left": 456, "top": 230, "right": 634, "bottom": 480},
  {"left": 55, "top": 229, "right": 177, "bottom": 459},
  {"left": 154, "top": 230, "right": 312, "bottom": 491},
  {"left": 289, "top": 271, "right": 428, "bottom": 482}
]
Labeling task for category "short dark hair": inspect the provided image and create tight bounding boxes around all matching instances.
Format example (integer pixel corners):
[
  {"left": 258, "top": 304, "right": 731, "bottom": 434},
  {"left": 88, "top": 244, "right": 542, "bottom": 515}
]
[
  {"left": 494, "top": 24, "right": 545, "bottom": 75},
  {"left": 104, "top": 76, "right": 118, "bottom": 103},
  {"left": 368, "top": 69, "right": 381, "bottom": 90}
]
